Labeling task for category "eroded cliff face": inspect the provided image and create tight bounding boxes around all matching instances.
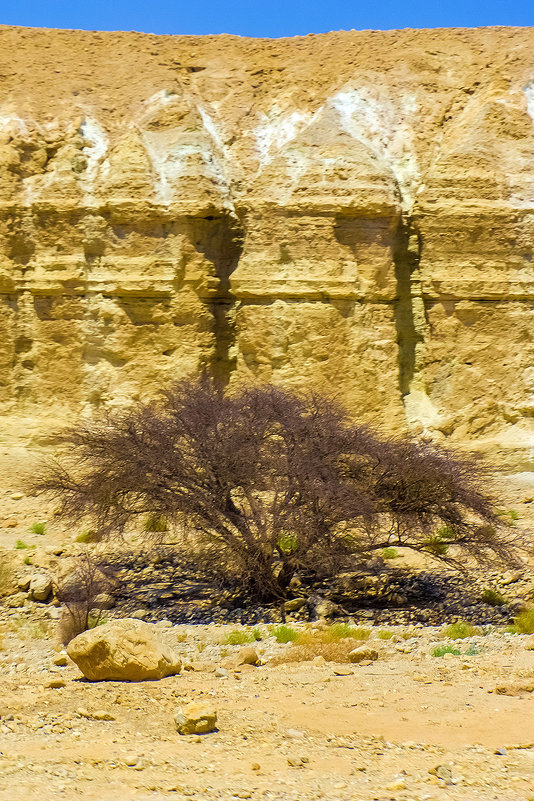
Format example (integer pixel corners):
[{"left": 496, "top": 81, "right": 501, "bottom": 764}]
[{"left": 0, "top": 25, "right": 534, "bottom": 462}]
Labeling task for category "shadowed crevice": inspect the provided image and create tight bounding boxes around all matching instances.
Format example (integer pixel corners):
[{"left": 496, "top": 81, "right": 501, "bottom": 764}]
[{"left": 393, "top": 215, "right": 423, "bottom": 398}]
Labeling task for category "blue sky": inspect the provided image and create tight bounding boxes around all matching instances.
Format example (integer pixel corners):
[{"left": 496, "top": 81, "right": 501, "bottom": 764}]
[{"left": 2, "top": 0, "right": 533, "bottom": 38}]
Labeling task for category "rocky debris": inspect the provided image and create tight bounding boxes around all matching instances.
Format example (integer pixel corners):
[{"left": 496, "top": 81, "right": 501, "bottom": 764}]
[
  {"left": 93, "top": 592, "right": 115, "bottom": 610},
  {"left": 174, "top": 702, "right": 217, "bottom": 735},
  {"left": 223, "top": 646, "right": 260, "bottom": 671},
  {"left": 45, "top": 678, "right": 66, "bottom": 689},
  {"left": 76, "top": 707, "right": 115, "bottom": 721},
  {"left": 348, "top": 645, "right": 379, "bottom": 664},
  {"left": 494, "top": 681, "right": 534, "bottom": 696},
  {"left": 66, "top": 618, "right": 182, "bottom": 682},
  {"left": 28, "top": 573, "right": 52, "bottom": 602},
  {"left": 53, "top": 652, "right": 68, "bottom": 667}
]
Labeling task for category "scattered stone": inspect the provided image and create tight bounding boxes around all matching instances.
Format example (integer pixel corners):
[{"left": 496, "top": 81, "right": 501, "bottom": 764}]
[
  {"left": 45, "top": 679, "right": 66, "bottom": 689},
  {"left": 91, "top": 710, "right": 116, "bottom": 721},
  {"left": 53, "top": 653, "right": 68, "bottom": 667},
  {"left": 174, "top": 702, "right": 217, "bottom": 735},
  {"left": 29, "top": 573, "right": 52, "bottom": 602},
  {"left": 93, "top": 592, "right": 115, "bottom": 610},
  {"left": 386, "top": 779, "right": 407, "bottom": 791},
  {"left": 287, "top": 756, "right": 309, "bottom": 767},
  {"left": 215, "top": 667, "right": 229, "bottom": 678},
  {"left": 348, "top": 646, "right": 379, "bottom": 664},
  {"left": 495, "top": 681, "right": 534, "bottom": 696},
  {"left": 284, "top": 597, "right": 307, "bottom": 613},
  {"left": 10, "top": 492, "right": 24, "bottom": 500},
  {"left": 3, "top": 518, "right": 18, "bottom": 528},
  {"left": 17, "top": 575, "right": 32, "bottom": 591},
  {"left": 429, "top": 765, "right": 453, "bottom": 781},
  {"left": 332, "top": 667, "right": 353, "bottom": 676},
  {"left": 66, "top": 618, "right": 182, "bottom": 681},
  {"left": 236, "top": 646, "right": 260, "bottom": 666},
  {"left": 494, "top": 747, "right": 508, "bottom": 755},
  {"left": 5, "top": 592, "right": 27, "bottom": 608}
]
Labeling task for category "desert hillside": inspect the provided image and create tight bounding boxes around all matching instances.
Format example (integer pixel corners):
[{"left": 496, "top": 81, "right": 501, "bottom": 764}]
[{"left": 0, "top": 25, "right": 533, "bottom": 462}]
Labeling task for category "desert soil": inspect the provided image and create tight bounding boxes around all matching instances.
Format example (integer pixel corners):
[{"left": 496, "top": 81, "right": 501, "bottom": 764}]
[{"left": 1, "top": 448, "right": 534, "bottom": 800}]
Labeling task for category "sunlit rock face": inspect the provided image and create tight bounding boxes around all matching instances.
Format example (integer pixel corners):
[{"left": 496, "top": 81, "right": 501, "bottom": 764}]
[{"left": 0, "top": 25, "right": 533, "bottom": 464}]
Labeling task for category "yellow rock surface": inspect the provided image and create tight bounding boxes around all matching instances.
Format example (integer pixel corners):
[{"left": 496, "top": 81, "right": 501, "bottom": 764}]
[{"left": 0, "top": 25, "right": 533, "bottom": 463}]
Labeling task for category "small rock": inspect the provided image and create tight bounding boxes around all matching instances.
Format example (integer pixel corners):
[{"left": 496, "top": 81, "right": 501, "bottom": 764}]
[
  {"left": 53, "top": 653, "right": 68, "bottom": 667},
  {"left": 5, "top": 592, "right": 27, "bottom": 608},
  {"left": 348, "top": 646, "right": 378, "bottom": 664},
  {"left": 284, "top": 597, "right": 307, "bottom": 613},
  {"left": 17, "top": 575, "right": 32, "bottom": 591},
  {"left": 174, "top": 702, "right": 217, "bottom": 735},
  {"left": 46, "top": 679, "right": 66, "bottom": 689},
  {"left": 3, "top": 518, "right": 18, "bottom": 528},
  {"left": 10, "top": 492, "right": 24, "bottom": 500},
  {"left": 93, "top": 592, "right": 115, "bottom": 610},
  {"left": 251, "top": 763, "right": 260, "bottom": 771},
  {"left": 386, "top": 779, "right": 407, "bottom": 791},
  {"left": 332, "top": 667, "right": 353, "bottom": 676},
  {"left": 494, "top": 747, "right": 508, "bottom": 755},
  {"left": 124, "top": 755, "right": 141, "bottom": 767},
  {"left": 236, "top": 646, "right": 259, "bottom": 666},
  {"left": 92, "top": 710, "right": 115, "bottom": 721},
  {"left": 215, "top": 667, "right": 229, "bottom": 678},
  {"left": 429, "top": 765, "right": 453, "bottom": 781}
]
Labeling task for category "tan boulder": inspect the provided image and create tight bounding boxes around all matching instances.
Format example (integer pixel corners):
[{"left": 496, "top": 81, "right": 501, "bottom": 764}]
[
  {"left": 174, "top": 702, "right": 217, "bottom": 735},
  {"left": 66, "top": 618, "right": 182, "bottom": 681}
]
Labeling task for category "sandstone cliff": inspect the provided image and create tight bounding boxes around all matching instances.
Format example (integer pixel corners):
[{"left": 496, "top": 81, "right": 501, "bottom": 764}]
[{"left": 0, "top": 25, "right": 533, "bottom": 463}]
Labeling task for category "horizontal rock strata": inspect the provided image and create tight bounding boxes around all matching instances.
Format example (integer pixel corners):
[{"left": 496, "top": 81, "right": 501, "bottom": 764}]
[{"left": 0, "top": 25, "right": 533, "bottom": 462}]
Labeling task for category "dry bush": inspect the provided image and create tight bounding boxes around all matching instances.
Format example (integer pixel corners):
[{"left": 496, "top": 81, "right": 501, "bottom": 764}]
[
  {"left": 270, "top": 638, "right": 366, "bottom": 665},
  {"left": 33, "top": 376, "right": 518, "bottom": 602},
  {"left": 54, "top": 553, "right": 116, "bottom": 646}
]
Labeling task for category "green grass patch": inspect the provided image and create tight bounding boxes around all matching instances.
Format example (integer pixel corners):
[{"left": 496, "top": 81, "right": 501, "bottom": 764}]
[
  {"left": 382, "top": 547, "right": 399, "bottom": 560},
  {"left": 143, "top": 514, "right": 169, "bottom": 534},
  {"left": 29, "top": 522, "right": 46, "bottom": 535},
  {"left": 377, "top": 629, "right": 395, "bottom": 640},
  {"left": 442, "top": 621, "right": 481, "bottom": 639},
  {"left": 14, "top": 540, "right": 35, "bottom": 550},
  {"left": 432, "top": 644, "right": 461, "bottom": 658},
  {"left": 508, "top": 608, "right": 534, "bottom": 635},
  {"left": 76, "top": 530, "right": 97, "bottom": 543},
  {"left": 271, "top": 625, "right": 298, "bottom": 643},
  {"left": 223, "top": 627, "right": 262, "bottom": 645},
  {"left": 481, "top": 588, "right": 507, "bottom": 607}
]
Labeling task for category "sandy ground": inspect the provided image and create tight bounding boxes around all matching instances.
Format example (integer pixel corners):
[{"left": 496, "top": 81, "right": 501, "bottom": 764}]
[
  {"left": 2, "top": 622, "right": 534, "bottom": 801},
  {"left": 1, "top": 448, "right": 534, "bottom": 800}
]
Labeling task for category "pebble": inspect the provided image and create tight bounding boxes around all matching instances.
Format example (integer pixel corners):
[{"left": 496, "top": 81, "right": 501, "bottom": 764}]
[{"left": 45, "top": 679, "right": 65, "bottom": 689}]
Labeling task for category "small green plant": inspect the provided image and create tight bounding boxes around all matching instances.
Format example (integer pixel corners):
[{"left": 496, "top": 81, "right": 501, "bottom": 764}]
[
  {"left": 15, "top": 540, "right": 29, "bottom": 549},
  {"left": 497, "top": 509, "right": 519, "bottom": 523},
  {"left": 423, "top": 534, "right": 449, "bottom": 556},
  {"left": 481, "top": 588, "right": 507, "bottom": 607},
  {"left": 223, "top": 628, "right": 262, "bottom": 646},
  {"left": 272, "top": 625, "right": 298, "bottom": 643},
  {"left": 442, "top": 621, "right": 481, "bottom": 639},
  {"left": 377, "top": 629, "right": 395, "bottom": 640},
  {"left": 23, "top": 555, "right": 32, "bottom": 565},
  {"left": 29, "top": 522, "right": 46, "bottom": 535},
  {"left": 143, "top": 514, "right": 169, "bottom": 534},
  {"left": 432, "top": 644, "right": 461, "bottom": 657},
  {"left": 76, "top": 530, "right": 96, "bottom": 544},
  {"left": 509, "top": 608, "right": 534, "bottom": 635},
  {"left": 382, "top": 547, "right": 399, "bottom": 560},
  {"left": 277, "top": 532, "right": 298, "bottom": 554}
]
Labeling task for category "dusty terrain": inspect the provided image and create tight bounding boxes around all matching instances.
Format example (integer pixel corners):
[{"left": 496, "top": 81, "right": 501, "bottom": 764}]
[
  {"left": 0, "top": 25, "right": 533, "bottom": 463},
  {"left": 1, "top": 451, "right": 534, "bottom": 800}
]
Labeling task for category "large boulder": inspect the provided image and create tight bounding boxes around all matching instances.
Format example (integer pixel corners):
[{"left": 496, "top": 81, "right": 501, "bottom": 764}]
[
  {"left": 67, "top": 619, "right": 182, "bottom": 681},
  {"left": 29, "top": 572, "right": 52, "bottom": 602}
]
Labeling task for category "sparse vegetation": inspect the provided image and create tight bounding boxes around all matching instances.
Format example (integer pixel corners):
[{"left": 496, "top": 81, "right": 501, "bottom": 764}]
[
  {"left": 382, "top": 547, "right": 399, "bottom": 559},
  {"left": 75, "top": 530, "right": 97, "bottom": 543},
  {"left": 223, "top": 628, "right": 262, "bottom": 645},
  {"left": 54, "top": 553, "right": 117, "bottom": 645},
  {"left": 143, "top": 514, "right": 169, "bottom": 534},
  {"left": 29, "top": 521, "right": 46, "bottom": 535},
  {"left": 32, "top": 376, "right": 517, "bottom": 602},
  {"left": 432, "top": 644, "right": 461, "bottom": 657},
  {"left": 377, "top": 629, "right": 395, "bottom": 639},
  {"left": 15, "top": 539, "right": 32, "bottom": 550},
  {"left": 271, "top": 625, "right": 298, "bottom": 643},
  {"left": 442, "top": 621, "right": 482, "bottom": 639},
  {"left": 508, "top": 608, "right": 534, "bottom": 635},
  {"left": 481, "top": 588, "right": 507, "bottom": 606}
]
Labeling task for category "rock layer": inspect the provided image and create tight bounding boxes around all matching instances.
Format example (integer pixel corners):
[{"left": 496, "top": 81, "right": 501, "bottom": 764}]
[{"left": 0, "top": 25, "right": 533, "bottom": 463}]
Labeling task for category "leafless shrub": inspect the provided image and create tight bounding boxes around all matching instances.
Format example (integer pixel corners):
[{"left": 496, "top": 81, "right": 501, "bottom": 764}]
[
  {"left": 32, "top": 376, "right": 518, "bottom": 602},
  {"left": 54, "top": 553, "right": 115, "bottom": 645}
]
